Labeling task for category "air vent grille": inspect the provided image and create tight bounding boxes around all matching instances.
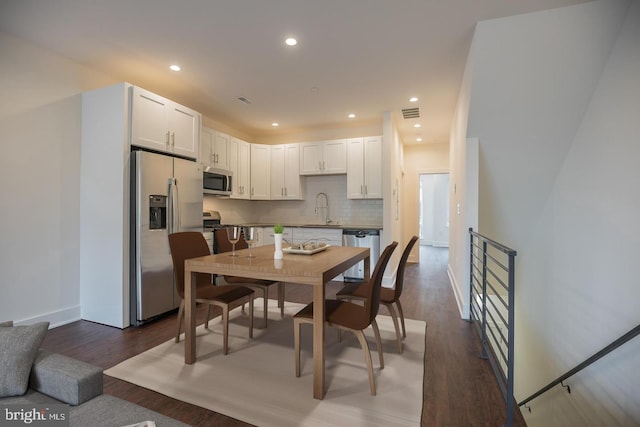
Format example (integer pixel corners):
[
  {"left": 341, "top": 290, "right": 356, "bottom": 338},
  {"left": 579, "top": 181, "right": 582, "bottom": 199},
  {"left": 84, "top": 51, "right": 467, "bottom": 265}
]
[{"left": 402, "top": 107, "right": 420, "bottom": 119}]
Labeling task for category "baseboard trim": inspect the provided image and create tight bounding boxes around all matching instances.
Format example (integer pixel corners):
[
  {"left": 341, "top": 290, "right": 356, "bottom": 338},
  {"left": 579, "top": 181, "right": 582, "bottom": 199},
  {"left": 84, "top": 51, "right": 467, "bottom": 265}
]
[
  {"left": 14, "top": 305, "right": 81, "bottom": 329},
  {"left": 447, "top": 265, "right": 469, "bottom": 319}
]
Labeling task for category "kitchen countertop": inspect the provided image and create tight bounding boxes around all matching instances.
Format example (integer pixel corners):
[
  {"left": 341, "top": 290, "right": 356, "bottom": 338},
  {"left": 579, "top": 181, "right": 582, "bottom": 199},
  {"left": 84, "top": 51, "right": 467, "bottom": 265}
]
[{"left": 222, "top": 223, "right": 382, "bottom": 231}]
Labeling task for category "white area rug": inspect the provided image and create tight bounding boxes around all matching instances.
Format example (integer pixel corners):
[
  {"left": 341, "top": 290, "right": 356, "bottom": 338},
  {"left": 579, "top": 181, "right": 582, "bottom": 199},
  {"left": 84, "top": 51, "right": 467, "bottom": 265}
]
[{"left": 105, "top": 299, "right": 425, "bottom": 427}]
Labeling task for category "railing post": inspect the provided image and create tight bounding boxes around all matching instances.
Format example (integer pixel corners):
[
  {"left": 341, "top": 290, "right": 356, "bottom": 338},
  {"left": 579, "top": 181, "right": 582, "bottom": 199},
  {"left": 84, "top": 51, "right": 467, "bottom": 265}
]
[
  {"left": 480, "top": 240, "right": 488, "bottom": 359},
  {"left": 506, "top": 253, "right": 516, "bottom": 427}
]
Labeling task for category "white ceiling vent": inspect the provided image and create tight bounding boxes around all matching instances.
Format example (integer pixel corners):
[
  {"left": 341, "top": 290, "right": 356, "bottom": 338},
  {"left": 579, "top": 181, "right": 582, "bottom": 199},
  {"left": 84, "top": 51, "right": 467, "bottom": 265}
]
[{"left": 402, "top": 107, "right": 420, "bottom": 119}]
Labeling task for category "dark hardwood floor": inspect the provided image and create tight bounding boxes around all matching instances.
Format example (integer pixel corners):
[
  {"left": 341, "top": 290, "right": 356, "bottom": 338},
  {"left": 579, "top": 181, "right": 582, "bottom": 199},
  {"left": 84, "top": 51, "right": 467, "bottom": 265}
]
[{"left": 40, "top": 245, "right": 526, "bottom": 426}]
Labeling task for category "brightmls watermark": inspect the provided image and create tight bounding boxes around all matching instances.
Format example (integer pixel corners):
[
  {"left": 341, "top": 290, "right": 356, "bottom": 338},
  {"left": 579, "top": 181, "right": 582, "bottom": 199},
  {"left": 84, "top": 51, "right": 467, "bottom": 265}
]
[{"left": 1, "top": 404, "right": 68, "bottom": 426}]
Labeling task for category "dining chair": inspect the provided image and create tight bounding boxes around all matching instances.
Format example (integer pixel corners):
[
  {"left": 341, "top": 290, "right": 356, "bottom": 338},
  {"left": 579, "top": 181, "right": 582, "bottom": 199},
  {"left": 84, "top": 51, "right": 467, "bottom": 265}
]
[
  {"left": 336, "top": 235, "right": 418, "bottom": 353},
  {"left": 168, "top": 232, "right": 254, "bottom": 355},
  {"left": 293, "top": 241, "right": 398, "bottom": 396},
  {"left": 214, "top": 228, "right": 285, "bottom": 327}
]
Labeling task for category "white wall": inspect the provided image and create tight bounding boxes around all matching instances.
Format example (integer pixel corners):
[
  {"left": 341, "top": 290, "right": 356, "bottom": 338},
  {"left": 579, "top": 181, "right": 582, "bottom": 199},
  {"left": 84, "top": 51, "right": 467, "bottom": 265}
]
[
  {"left": 0, "top": 32, "right": 115, "bottom": 326},
  {"left": 455, "top": 0, "right": 639, "bottom": 425}
]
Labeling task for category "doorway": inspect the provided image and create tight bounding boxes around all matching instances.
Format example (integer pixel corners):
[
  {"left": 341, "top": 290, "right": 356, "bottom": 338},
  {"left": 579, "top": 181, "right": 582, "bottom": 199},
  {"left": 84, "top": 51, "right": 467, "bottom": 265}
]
[{"left": 419, "top": 173, "right": 450, "bottom": 247}]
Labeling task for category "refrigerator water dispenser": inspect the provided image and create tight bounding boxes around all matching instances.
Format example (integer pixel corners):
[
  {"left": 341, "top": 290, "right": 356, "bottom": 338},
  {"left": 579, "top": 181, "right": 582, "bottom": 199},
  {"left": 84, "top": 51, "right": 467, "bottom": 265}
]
[{"left": 149, "top": 195, "right": 167, "bottom": 230}]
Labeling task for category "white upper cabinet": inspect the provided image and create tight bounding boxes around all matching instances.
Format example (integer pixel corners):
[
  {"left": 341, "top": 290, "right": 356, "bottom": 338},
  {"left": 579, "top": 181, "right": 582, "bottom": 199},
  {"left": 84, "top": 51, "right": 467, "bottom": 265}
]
[
  {"left": 229, "top": 137, "right": 250, "bottom": 200},
  {"left": 271, "top": 144, "right": 303, "bottom": 200},
  {"left": 250, "top": 144, "right": 271, "bottom": 200},
  {"left": 131, "top": 86, "right": 200, "bottom": 159},
  {"left": 200, "top": 127, "right": 229, "bottom": 170},
  {"left": 200, "top": 127, "right": 214, "bottom": 166},
  {"left": 347, "top": 136, "right": 382, "bottom": 199},
  {"left": 299, "top": 139, "right": 347, "bottom": 175}
]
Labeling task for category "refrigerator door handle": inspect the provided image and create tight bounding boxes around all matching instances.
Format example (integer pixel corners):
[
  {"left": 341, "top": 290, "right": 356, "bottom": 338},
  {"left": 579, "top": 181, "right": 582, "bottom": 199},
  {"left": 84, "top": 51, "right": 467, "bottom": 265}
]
[{"left": 168, "top": 177, "right": 179, "bottom": 235}]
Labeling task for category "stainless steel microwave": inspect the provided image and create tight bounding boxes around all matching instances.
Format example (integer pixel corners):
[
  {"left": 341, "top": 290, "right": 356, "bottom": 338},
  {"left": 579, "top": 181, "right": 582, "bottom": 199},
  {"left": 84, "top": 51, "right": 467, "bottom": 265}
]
[{"left": 203, "top": 168, "right": 232, "bottom": 196}]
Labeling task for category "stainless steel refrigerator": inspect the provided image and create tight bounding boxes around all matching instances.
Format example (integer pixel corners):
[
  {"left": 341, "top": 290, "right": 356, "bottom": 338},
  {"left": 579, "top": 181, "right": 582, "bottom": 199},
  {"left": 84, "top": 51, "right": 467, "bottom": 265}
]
[{"left": 130, "top": 150, "right": 203, "bottom": 325}]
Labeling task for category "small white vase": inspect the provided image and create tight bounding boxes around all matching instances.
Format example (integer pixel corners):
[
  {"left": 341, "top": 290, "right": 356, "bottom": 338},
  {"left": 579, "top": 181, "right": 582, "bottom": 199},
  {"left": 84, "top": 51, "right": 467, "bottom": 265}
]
[{"left": 274, "top": 233, "right": 284, "bottom": 259}]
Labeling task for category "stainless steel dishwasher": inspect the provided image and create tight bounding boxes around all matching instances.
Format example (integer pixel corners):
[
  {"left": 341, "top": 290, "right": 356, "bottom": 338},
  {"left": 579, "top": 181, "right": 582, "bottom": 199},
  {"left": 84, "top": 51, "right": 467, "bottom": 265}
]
[{"left": 342, "top": 229, "right": 380, "bottom": 281}]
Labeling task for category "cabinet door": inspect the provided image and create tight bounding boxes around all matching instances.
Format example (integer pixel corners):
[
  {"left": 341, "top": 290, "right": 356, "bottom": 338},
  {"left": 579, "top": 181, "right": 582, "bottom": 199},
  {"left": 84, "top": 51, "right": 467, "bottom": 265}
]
[
  {"left": 323, "top": 139, "right": 347, "bottom": 174},
  {"left": 284, "top": 144, "right": 303, "bottom": 199},
  {"left": 299, "top": 142, "right": 322, "bottom": 175},
  {"left": 230, "top": 137, "right": 250, "bottom": 199},
  {"left": 200, "top": 127, "right": 214, "bottom": 167},
  {"left": 363, "top": 136, "right": 382, "bottom": 198},
  {"left": 131, "top": 86, "right": 170, "bottom": 152},
  {"left": 169, "top": 103, "right": 199, "bottom": 159},
  {"left": 250, "top": 144, "right": 270, "bottom": 200},
  {"left": 270, "top": 145, "right": 286, "bottom": 200},
  {"left": 347, "top": 137, "right": 365, "bottom": 199},
  {"left": 213, "top": 131, "right": 230, "bottom": 169}
]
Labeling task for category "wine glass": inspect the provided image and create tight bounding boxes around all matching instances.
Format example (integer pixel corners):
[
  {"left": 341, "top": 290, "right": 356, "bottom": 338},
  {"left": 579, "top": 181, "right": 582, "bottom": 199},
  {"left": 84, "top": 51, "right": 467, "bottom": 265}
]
[
  {"left": 242, "top": 226, "right": 256, "bottom": 258},
  {"left": 226, "top": 226, "right": 241, "bottom": 257}
]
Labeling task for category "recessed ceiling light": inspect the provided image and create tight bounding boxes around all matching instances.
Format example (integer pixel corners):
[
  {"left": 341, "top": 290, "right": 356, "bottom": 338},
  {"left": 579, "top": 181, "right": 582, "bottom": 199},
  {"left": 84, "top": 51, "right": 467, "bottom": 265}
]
[
  {"left": 409, "top": 97, "right": 418, "bottom": 102},
  {"left": 416, "top": 137, "right": 423, "bottom": 142},
  {"left": 169, "top": 64, "right": 181, "bottom": 71},
  {"left": 272, "top": 122, "right": 279, "bottom": 127},
  {"left": 285, "top": 37, "right": 297, "bottom": 46},
  {"left": 414, "top": 123, "right": 421, "bottom": 128},
  {"left": 348, "top": 113, "right": 356, "bottom": 118}
]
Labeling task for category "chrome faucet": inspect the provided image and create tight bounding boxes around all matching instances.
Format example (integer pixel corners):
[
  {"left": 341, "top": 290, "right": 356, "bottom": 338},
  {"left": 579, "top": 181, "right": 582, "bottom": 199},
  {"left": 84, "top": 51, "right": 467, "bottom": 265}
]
[{"left": 314, "top": 192, "right": 331, "bottom": 224}]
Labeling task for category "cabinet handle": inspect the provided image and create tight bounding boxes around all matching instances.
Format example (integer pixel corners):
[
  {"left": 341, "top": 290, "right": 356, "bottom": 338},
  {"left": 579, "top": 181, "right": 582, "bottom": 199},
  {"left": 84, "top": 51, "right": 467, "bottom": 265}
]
[
  {"left": 171, "top": 132, "right": 175, "bottom": 146},
  {"left": 166, "top": 131, "right": 170, "bottom": 145},
  {"left": 285, "top": 187, "right": 288, "bottom": 196},
  {"left": 365, "top": 185, "right": 368, "bottom": 195},
  {"left": 251, "top": 187, "right": 254, "bottom": 196},
  {"left": 361, "top": 185, "right": 364, "bottom": 195}
]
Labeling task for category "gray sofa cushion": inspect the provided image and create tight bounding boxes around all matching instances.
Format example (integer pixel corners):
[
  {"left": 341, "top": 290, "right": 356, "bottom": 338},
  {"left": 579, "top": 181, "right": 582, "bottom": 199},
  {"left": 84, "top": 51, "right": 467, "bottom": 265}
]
[
  {"left": 30, "top": 350, "right": 103, "bottom": 405},
  {"left": 0, "top": 322, "right": 49, "bottom": 397},
  {"left": 70, "top": 395, "right": 190, "bottom": 427},
  {"left": 2, "top": 391, "right": 190, "bottom": 427}
]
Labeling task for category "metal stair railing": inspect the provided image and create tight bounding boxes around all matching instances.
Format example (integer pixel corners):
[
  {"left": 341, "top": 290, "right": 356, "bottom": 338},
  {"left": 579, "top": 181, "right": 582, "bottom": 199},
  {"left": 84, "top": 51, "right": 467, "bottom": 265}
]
[
  {"left": 469, "top": 228, "right": 517, "bottom": 427},
  {"left": 518, "top": 323, "right": 640, "bottom": 411}
]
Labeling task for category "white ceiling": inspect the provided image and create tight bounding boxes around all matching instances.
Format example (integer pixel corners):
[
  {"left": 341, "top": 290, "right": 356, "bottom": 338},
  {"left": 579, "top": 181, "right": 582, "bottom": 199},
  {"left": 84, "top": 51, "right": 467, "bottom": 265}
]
[{"left": 0, "top": 0, "right": 590, "bottom": 145}]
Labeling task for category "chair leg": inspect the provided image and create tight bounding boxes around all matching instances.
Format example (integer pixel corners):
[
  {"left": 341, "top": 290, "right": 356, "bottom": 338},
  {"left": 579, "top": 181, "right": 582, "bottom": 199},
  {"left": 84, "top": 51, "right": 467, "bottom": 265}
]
[
  {"left": 385, "top": 302, "right": 403, "bottom": 353},
  {"left": 396, "top": 300, "right": 407, "bottom": 338},
  {"left": 204, "top": 305, "right": 212, "bottom": 330},
  {"left": 222, "top": 305, "right": 230, "bottom": 355},
  {"left": 371, "top": 319, "right": 385, "bottom": 369},
  {"left": 294, "top": 319, "right": 302, "bottom": 377},
  {"left": 263, "top": 287, "right": 268, "bottom": 327},
  {"left": 248, "top": 295, "right": 254, "bottom": 339},
  {"left": 353, "top": 329, "right": 376, "bottom": 396},
  {"left": 278, "top": 282, "right": 285, "bottom": 317},
  {"left": 175, "top": 300, "right": 185, "bottom": 343}
]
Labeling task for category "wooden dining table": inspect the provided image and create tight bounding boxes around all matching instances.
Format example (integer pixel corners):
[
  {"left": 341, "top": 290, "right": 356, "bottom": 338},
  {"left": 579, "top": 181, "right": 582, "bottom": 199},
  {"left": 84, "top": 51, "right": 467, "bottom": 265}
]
[{"left": 183, "top": 243, "right": 370, "bottom": 399}]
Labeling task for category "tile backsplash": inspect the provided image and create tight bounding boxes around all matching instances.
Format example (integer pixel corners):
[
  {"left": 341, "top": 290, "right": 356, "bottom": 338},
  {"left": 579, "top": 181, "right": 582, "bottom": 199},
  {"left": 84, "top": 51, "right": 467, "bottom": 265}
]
[{"left": 204, "top": 174, "right": 382, "bottom": 226}]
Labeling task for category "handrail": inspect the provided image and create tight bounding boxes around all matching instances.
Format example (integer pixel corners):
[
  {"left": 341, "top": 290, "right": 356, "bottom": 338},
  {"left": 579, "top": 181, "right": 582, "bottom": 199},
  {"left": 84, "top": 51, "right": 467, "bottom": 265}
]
[
  {"left": 469, "top": 228, "right": 517, "bottom": 427},
  {"left": 518, "top": 323, "right": 640, "bottom": 410}
]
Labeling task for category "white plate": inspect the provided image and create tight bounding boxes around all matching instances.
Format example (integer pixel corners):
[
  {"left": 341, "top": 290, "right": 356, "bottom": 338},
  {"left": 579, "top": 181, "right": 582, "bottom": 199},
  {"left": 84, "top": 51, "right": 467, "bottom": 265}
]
[{"left": 282, "top": 245, "right": 330, "bottom": 255}]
